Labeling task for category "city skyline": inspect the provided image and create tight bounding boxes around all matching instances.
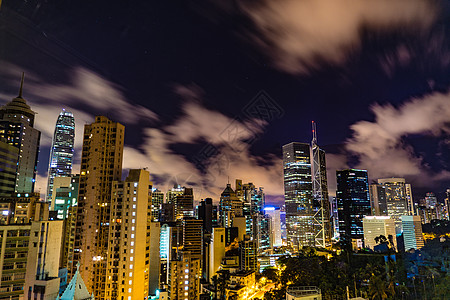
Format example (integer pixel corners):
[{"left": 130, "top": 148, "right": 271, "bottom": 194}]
[{"left": 1, "top": 1, "right": 450, "bottom": 204}]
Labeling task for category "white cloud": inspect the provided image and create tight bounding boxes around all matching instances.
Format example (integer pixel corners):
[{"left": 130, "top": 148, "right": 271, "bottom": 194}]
[
  {"left": 199, "top": 0, "right": 436, "bottom": 73},
  {"left": 346, "top": 91, "right": 450, "bottom": 186}
]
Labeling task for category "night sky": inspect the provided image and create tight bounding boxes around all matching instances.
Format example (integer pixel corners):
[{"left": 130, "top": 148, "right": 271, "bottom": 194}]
[{"left": 1, "top": 0, "right": 450, "bottom": 204}]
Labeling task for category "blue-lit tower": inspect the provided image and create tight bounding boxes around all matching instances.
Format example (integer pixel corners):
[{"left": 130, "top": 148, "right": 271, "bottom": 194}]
[
  {"left": 336, "top": 169, "right": 371, "bottom": 243},
  {"left": 46, "top": 109, "right": 75, "bottom": 200}
]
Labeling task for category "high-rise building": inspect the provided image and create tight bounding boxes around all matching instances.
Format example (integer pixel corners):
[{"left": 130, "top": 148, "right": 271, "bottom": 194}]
[
  {"left": 105, "top": 169, "right": 152, "bottom": 300},
  {"left": 369, "top": 184, "right": 388, "bottom": 216},
  {"left": 182, "top": 218, "right": 203, "bottom": 262},
  {"left": 51, "top": 175, "right": 79, "bottom": 220},
  {"left": 73, "top": 116, "right": 124, "bottom": 299},
  {"left": 168, "top": 251, "right": 200, "bottom": 300},
  {"left": 283, "top": 142, "right": 314, "bottom": 249},
  {"left": 46, "top": 109, "right": 75, "bottom": 201},
  {"left": 401, "top": 215, "right": 424, "bottom": 251},
  {"left": 175, "top": 188, "right": 194, "bottom": 220},
  {"left": 239, "top": 236, "right": 258, "bottom": 272},
  {"left": 264, "top": 207, "right": 282, "bottom": 247},
  {"left": 362, "top": 216, "right": 397, "bottom": 250},
  {"left": 0, "top": 195, "right": 63, "bottom": 300},
  {"left": 378, "top": 178, "right": 412, "bottom": 233},
  {"left": 311, "top": 122, "right": 332, "bottom": 248},
  {"left": 336, "top": 169, "right": 371, "bottom": 243},
  {"left": 208, "top": 227, "right": 225, "bottom": 281},
  {"left": 219, "top": 184, "right": 243, "bottom": 228},
  {"left": 445, "top": 189, "right": 450, "bottom": 221},
  {"left": 150, "top": 188, "right": 164, "bottom": 221},
  {"left": 0, "top": 74, "right": 40, "bottom": 193},
  {"left": 198, "top": 198, "right": 213, "bottom": 234},
  {"left": 0, "top": 139, "right": 19, "bottom": 197}
]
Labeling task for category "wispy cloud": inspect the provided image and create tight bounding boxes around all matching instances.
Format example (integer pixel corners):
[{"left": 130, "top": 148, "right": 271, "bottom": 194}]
[
  {"left": 1, "top": 64, "right": 283, "bottom": 201},
  {"left": 196, "top": 0, "right": 437, "bottom": 74},
  {"left": 346, "top": 91, "right": 450, "bottom": 186}
]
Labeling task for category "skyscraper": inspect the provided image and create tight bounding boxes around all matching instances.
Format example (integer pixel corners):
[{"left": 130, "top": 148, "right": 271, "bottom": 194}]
[
  {"left": 72, "top": 116, "right": 124, "bottom": 299},
  {"left": 0, "top": 74, "right": 40, "bottom": 193},
  {"left": 0, "top": 139, "right": 19, "bottom": 196},
  {"left": 283, "top": 142, "right": 314, "bottom": 249},
  {"left": 369, "top": 184, "right": 388, "bottom": 216},
  {"left": 46, "top": 109, "right": 75, "bottom": 200},
  {"left": 105, "top": 169, "right": 152, "bottom": 300},
  {"left": 336, "top": 169, "right": 371, "bottom": 243},
  {"left": 377, "top": 178, "right": 412, "bottom": 232},
  {"left": 401, "top": 215, "right": 424, "bottom": 251}
]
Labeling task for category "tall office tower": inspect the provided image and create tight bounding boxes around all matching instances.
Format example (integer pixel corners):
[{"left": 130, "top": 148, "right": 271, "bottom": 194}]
[
  {"left": 378, "top": 178, "right": 412, "bottom": 232},
  {"left": 166, "top": 185, "right": 184, "bottom": 204},
  {"left": 0, "top": 74, "right": 40, "bottom": 193},
  {"left": 264, "top": 207, "right": 282, "bottom": 247},
  {"left": 0, "top": 139, "right": 19, "bottom": 196},
  {"left": 256, "top": 214, "right": 272, "bottom": 252},
  {"left": 182, "top": 218, "right": 203, "bottom": 262},
  {"left": 105, "top": 169, "right": 152, "bottom": 300},
  {"left": 425, "top": 192, "right": 437, "bottom": 207},
  {"left": 73, "top": 116, "right": 124, "bottom": 299},
  {"left": 46, "top": 109, "right": 75, "bottom": 201},
  {"left": 362, "top": 216, "right": 397, "bottom": 250},
  {"left": 175, "top": 188, "right": 194, "bottom": 220},
  {"left": 198, "top": 198, "right": 213, "bottom": 233},
  {"left": 369, "top": 184, "right": 388, "bottom": 216},
  {"left": 311, "top": 122, "right": 332, "bottom": 247},
  {"left": 148, "top": 222, "right": 161, "bottom": 297},
  {"left": 282, "top": 142, "right": 314, "bottom": 249},
  {"left": 209, "top": 227, "right": 226, "bottom": 281},
  {"left": 168, "top": 251, "right": 200, "bottom": 300},
  {"left": 401, "top": 215, "right": 424, "bottom": 251},
  {"left": 160, "top": 203, "right": 176, "bottom": 222},
  {"left": 150, "top": 188, "right": 164, "bottom": 221},
  {"left": 239, "top": 236, "right": 258, "bottom": 272},
  {"left": 0, "top": 196, "right": 62, "bottom": 300},
  {"left": 219, "top": 184, "right": 243, "bottom": 228},
  {"left": 51, "top": 175, "right": 79, "bottom": 219},
  {"left": 336, "top": 169, "right": 371, "bottom": 243}
]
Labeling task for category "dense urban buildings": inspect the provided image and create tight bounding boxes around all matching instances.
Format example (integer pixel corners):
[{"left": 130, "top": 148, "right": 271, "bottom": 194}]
[
  {"left": 401, "top": 215, "right": 425, "bottom": 251},
  {"left": 0, "top": 74, "right": 40, "bottom": 194},
  {"left": 46, "top": 109, "right": 75, "bottom": 201},
  {"left": 362, "top": 216, "right": 397, "bottom": 250}
]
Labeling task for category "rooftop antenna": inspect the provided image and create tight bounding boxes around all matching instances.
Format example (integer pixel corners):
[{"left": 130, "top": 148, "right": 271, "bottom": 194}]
[
  {"left": 18, "top": 72, "right": 25, "bottom": 98},
  {"left": 311, "top": 120, "right": 317, "bottom": 146}
]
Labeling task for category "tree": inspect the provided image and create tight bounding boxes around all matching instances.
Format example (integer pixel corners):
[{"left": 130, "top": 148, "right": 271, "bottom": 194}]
[{"left": 368, "top": 275, "right": 388, "bottom": 300}]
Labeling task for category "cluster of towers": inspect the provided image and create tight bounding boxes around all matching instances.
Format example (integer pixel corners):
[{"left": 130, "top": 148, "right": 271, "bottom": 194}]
[{"left": 283, "top": 127, "right": 449, "bottom": 252}]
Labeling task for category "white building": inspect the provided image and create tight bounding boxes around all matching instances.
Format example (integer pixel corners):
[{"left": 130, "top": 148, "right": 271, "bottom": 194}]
[
  {"left": 401, "top": 215, "right": 424, "bottom": 251},
  {"left": 363, "top": 216, "right": 396, "bottom": 250}
]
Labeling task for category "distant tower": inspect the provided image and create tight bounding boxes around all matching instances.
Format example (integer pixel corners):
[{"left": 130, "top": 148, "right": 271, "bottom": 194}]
[
  {"left": 0, "top": 73, "right": 41, "bottom": 193},
  {"left": 311, "top": 121, "right": 331, "bottom": 247},
  {"left": 46, "top": 109, "right": 75, "bottom": 201}
]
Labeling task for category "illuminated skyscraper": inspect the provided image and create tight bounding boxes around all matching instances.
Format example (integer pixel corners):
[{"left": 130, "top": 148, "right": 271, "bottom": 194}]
[
  {"left": 72, "top": 116, "right": 124, "bottom": 299},
  {"left": 377, "top": 178, "right": 412, "bottom": 233},
  {"left": 283, "top": 142, "right": 314, "bottom": 249},
  {"left": 46, "top": 109, "right": 75, "bottom": 201},
  {"left": 0, "top": 74, "right": 40, "bottom": 193},
  {"left": 336, "top": 169, "right": 371, "bottom": 243}
]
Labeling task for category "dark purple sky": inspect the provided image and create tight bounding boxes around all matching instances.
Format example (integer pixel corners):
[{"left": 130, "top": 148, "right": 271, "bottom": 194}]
[{"left": 1, "top": 0, "right": 450, "bottom": 204}]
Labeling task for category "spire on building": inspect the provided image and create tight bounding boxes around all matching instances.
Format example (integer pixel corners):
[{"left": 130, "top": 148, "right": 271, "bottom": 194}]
[
  {"left": 60, "top": 264, "right": 94, "bottom": 300},
  {"left": 18, "top": 72, "right": 24, "bottom": 98}
]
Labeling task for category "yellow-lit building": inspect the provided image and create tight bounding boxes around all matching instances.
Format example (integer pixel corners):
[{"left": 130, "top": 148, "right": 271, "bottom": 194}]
[
  {"left": 73, "top": 116, "right": 124, "bottom": 299},
  {"left": 168, "top": 251, "right": 200, "bottom": 300},
  {"left": 105, "top": 169, "right": 152, "bottom": 300}
]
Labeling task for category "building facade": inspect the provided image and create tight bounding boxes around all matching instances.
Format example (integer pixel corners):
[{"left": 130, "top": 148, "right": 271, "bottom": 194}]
[
  {"left": 362, "top": 216, "right": 397, "bottom": 250},
  {"left": 336, "top": 169, "right": 371, "bottom": 243},
  {"left": 73, "top": 116, "right": 124, "bottom": 299},
  {"left": 283, "top": 142, "right": 314, "bottom": 249},
  {"left": 46, "top": 110, "right": 75, "bottom": 201},
  {"left": 0, "top": 74, "right": 40, "bottom": 193}
]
